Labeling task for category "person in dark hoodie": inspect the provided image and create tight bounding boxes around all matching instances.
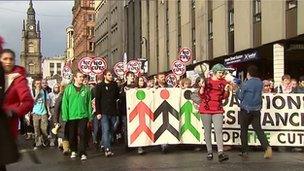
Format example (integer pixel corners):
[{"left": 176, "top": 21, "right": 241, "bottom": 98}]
[
  {"left": 0, "top": 48, "right": 34, "bottom": 170},
  {"left": 118, "top": 71, "right": 136, "bottom": 151},
  {"left": 95, "top": 70, "right": 120, "bottom": 157}
]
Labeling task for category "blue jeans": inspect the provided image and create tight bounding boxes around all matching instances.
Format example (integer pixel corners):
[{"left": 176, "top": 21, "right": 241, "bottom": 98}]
[
  {"left": 93, "top": 115, "right": 102, "bottom": 143},
  {"left": 101, "top": 115, "right": 119, "bottom": 149}
]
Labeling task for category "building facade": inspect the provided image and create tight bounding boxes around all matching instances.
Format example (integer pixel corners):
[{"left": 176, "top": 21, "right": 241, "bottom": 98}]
[
  {"left": 125, "top": 0, "right": 304, "bottom": 81},
  {"left": 20, "top": 0, "right": 42, "bottom": 77},
  {"left": 94, "top": 0, "right": 125, "bottom": 68},
  {"left": 72, "top": 0, "right": 95, "bottom": 65},
  {"left": 66, "top": 26, "right": 74, "bottom": 61},
  {"left": 41, "top": 55, "right": 65, "bottom": 78}
]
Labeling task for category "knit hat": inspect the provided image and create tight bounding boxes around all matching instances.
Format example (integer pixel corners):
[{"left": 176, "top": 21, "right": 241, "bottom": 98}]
[{"left": 211, "top": 63, "right": 226, "bottom": 74}]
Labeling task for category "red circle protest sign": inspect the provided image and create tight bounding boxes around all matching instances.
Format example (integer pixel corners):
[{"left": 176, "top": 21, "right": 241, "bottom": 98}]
[
  {"left": 90, "top": 57, "right": 107, "bottom": 75},
  {"left": 78, "top": 57, "right": 93, "bottom": 74},
  {"left": 127, "top": 60, "right": 141, "bottom": 75},
  {"left": 171, "top": 60, "right": 186, "bottom": 76},
  {"left": 62, "top": 65, "right": 72, "bottom": 80},
  {"left": 179, "top": 47, "right": 192, "bottom": 63},
  {"left": 114, "top": 62, "right": 125, "bottom": 78},
  {"left": 165, "top": 74, "right": 178, "bottom": 87}
]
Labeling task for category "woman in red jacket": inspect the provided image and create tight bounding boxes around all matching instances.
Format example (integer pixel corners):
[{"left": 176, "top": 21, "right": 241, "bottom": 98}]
[
  {"left": 0, "top": 49, "right": 34, "bottom": 139},
  {"left": 199, "top": 63, "right": 231, "bottom": 162}
]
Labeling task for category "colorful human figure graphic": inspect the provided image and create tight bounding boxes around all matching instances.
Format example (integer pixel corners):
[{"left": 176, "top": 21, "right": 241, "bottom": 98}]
[
  {"left": 154, "top": 89, "right": 179, "bottom": 142},
  {"left": 180, "top": 90, "right": 201, "bottom": 141},
  {"left": 129, "top": 90, "right": 154, "bottom": 144}
]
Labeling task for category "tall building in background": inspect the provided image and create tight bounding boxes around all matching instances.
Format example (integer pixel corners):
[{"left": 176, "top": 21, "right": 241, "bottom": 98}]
[
  {"left": 94, "top": 0, "right": 125, "bottom": 68},
  {"left": 20, "top": 0, "right": 42, "bottom": 77},
  {"left": 66, "top": 26, "right": 74, "bottom": 61},
  {"left": 42, "top": 55, "right": 65, "bottom": 79},
  {"left": 134, "top": 0, "right": 304, "bottom": 80},
  {"left": 72, "top": 0, "right": 95, "bottom": 65}
]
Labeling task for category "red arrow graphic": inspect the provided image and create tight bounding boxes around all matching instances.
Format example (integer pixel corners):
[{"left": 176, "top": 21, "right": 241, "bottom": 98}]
[{"left": 129, "top": 102, "right": 155, "bottom": 144}]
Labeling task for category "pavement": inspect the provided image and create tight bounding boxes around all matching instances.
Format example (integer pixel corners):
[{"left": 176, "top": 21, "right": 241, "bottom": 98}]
[{"left": 6, "top": 140, "right": 304, "bottom": 171}]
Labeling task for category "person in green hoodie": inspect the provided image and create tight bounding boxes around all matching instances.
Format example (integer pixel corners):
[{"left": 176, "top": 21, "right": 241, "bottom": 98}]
[{"left": 61, "top": 70, "right": 92, "bottom": 161}]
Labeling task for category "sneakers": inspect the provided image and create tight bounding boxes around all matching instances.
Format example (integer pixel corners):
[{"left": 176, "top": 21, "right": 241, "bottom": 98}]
[
  {"left": 70, "top": 152, "right": 77, "bottom": 159},
  {"left": 218, "top": 153, "right": 229, "bottom": 162},
  {"left": 80, "top": 154, "right": 87, "bottom": 161},
  {"left": 105, "top": 148, "right": 114, "bottom": 157},
  {"left": 137, "top": 147, "right": 145, "bottom": 155},
  {"left": 207, "top": 153, "right": 213, "bottom": 160},
  {"left": 239, "top": 152, "right": 249, "bottom": 160},
  {"left": 161, "top": 145, "right": 168, "bottom": 154},
  {"left": 264, "top": 147, "right": 272, "bottom": 159}
]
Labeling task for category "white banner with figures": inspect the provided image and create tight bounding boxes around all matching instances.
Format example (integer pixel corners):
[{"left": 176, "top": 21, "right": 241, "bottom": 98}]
[{"left": 126, "top": 88, "right": 304, "bottom": 147}]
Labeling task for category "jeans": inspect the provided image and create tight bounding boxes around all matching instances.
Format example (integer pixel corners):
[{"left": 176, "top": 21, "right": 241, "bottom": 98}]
[
  {"left": 93, "top": 115, "right": 102, "bottom": 144},
  {"left": 101, "top": 115, "right": 119, "bottom": 149},
  {"left": 68, "top": 118, "right": 88, "bottom": 156},
  {"left": 33, "top": 114, "right": 48, "bottom": 146},
  {"left": 239, "top": 109, "right": 270, "bottom": 153},
  {"left": 201, "top": 114, "right": 224, "bottom": 153}
]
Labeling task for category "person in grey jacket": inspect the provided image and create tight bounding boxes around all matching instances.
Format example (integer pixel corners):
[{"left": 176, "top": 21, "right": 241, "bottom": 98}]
[{"left": 236, "top": 65, "right": 272, "bottom": 159}]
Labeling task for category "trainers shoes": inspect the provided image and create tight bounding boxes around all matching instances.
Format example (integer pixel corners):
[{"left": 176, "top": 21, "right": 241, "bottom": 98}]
[
  {"left": 218, "top": 153, "right": 229, "bottom": 162},
  {"left": 70, "top": 152, "right": 77, "bottom": 159},
  {"left": 137, "top": 147, "right": 145, "bottom": 155},
  {"left": 207, "top": 153, "right": 213, "bottom": 160},
  {"left": 80, "top": 154, "right": 87, "bottom": 161},
  {"left": 105, "top": 148, "right": 114, "bottom": 157},
  {"left": 264, "top": 147, "right": 272, "bottom": 159}
]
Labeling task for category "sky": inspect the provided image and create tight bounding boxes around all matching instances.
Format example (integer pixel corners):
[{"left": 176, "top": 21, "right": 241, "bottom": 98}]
[{"left": 0, "top": 0, "right": 74, "bottom": 64}]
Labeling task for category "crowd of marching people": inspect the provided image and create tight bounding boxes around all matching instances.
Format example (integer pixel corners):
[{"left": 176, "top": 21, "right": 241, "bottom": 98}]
[{"left": 4, "top": 47, "right": 302, "bottom": 169}]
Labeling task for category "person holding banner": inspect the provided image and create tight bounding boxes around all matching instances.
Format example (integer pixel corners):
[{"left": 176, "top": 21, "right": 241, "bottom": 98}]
[
  {"left": 236, "top": 65, "right": 272, "bottom": 159},
  {"left": 198, "top": 63, "right": 230, "bottom": 162},
  {"left": 118, "top": 71, "right": 136, "bottom": 152}
]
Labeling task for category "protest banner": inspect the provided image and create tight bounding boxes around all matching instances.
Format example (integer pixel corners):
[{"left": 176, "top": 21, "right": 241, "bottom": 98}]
[{"left": 126, "top": 89, "right": 304, "bottom": 147}]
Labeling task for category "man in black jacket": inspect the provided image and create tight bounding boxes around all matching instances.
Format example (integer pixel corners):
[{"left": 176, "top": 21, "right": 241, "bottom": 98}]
[{"left": 95, "top": 70, "right": 120, "bottom": 157}]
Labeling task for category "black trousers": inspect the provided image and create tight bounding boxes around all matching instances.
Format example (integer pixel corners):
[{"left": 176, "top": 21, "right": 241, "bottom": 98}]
[
  {"left": 68, "top": 118, "right": 88, "bottom": 156},
  {"left": 0, "top": 165, "right": 6, "bottom": 171},
  {"left": 239, "top": 109, "right": 270, "bottom": 153}
]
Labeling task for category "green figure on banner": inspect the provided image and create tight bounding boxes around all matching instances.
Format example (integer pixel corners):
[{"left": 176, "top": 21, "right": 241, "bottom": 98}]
[{"left": 180, "top": 90, "right": 201, "bottom": 141}]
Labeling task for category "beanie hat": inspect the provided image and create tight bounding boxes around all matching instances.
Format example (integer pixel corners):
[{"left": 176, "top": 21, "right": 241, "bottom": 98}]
[{"left": 211, "top": 63, "right": 226, "bottom": 74}]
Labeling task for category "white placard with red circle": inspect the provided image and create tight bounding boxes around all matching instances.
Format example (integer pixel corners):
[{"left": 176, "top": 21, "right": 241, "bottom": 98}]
[
  {"left": 78, "top": 57, "right": 93, "bottom": 74},
  {"left": 127, "top": 60, "right": 141, "bottom": 75},
  {"left": 171, "top": 60, "right": 186, "bottom": 76},
  {"left": 166, "top": 74, "right": 178, "bottom": 87},
  {"left": 62, "top": 65, "right": 72, "bottom": 80},
  {"left": 90, "top": 57, "right": 107, "bottom": 75},
  {"left": 114, "top": 62, "right": 125, "bottom": 78},
  {"left": 179, "top": 47, "right": 192, "bottom": 63}
]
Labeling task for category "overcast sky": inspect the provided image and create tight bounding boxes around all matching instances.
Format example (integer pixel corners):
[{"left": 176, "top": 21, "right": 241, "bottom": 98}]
[{"left": 0, "top": 0, "right": 73, "bottom": 64}]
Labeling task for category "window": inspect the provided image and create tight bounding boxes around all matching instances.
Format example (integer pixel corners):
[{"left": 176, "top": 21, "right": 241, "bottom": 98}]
[
  {"left": 286, "top": 0, "right": 297, "bottom": 10},
  {"left": 89, "top": 42, "right": 94, "bottom": 51},
  {"left": 208, "top": 19, "right": 213, "bottom": 40},
  {"left": 28, "top": 43, "right": 34, "bottom": 53},
  {"left": 177, "top": 0, "right": 181, "bottom": 49},
  {"left": 253, "top": 0, "right": 261, "bottom": 22},
  {"left": 88, "top": 14, "right": 94, "bottom": 21},
  {"left": 89, "top": 0, "right": 94, "bottom": 8},
  {"left": 57, "top": 63, "right": 61, "bottom": 70},
  {"left": 57, "top": 63, "right": 62, "bottom": 76},
  {"left": 228, "top": 9, "right": 234, "bottom": 32}
]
